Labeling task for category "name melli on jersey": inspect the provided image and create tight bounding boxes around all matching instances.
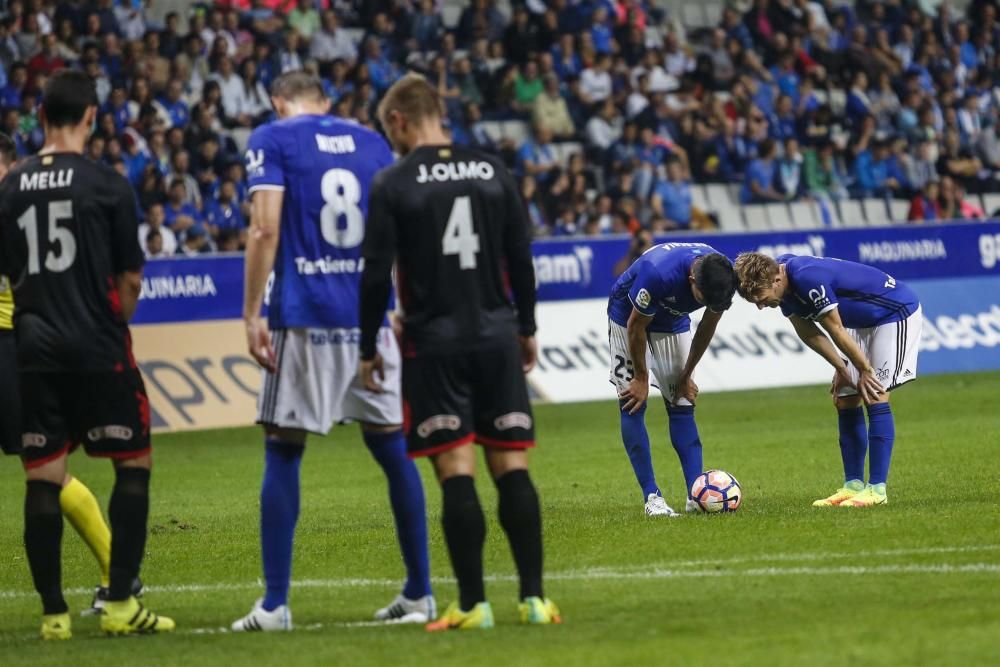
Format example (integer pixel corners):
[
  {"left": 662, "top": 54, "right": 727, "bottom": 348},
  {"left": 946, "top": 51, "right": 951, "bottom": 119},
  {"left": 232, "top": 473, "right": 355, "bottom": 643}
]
[
  {"left": 20, "top": 169, "right": 74, "bottom": 191},
  {"left": 416, "top": 160, "right": 495, "bottom": 183}
]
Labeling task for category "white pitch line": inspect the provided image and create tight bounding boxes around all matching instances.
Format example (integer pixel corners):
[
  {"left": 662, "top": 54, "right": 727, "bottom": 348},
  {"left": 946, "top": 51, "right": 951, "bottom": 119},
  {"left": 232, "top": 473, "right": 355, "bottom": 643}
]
[{"left": 1, "top": 559, "right": 998, "bottom": 602}]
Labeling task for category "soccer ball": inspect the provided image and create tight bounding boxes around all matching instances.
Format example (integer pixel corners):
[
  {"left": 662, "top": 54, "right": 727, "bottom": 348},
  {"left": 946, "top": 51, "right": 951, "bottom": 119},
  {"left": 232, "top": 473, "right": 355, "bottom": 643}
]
[{"left": 690, "top": 470, "right": 743, "bottom": 513}]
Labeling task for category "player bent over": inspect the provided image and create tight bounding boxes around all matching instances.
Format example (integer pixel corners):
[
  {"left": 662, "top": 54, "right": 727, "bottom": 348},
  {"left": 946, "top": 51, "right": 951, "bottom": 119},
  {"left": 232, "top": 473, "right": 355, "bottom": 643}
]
[
  {"left": 0, "top": 132, "right": 142, "bottom": 618},
  {"left": 360, "top": 74, "right": 559, "bottom": 630},
  {"left": 734, "top": 252, "right": 922, "bottom": 507},
  {"left": 609, "top": 243, "right": 736, "bottom": 516},
  {"left": 234, "top": 71, "right": 433, "bottom": 632},
  {"left": 0, "top": 71, "right": 172, "bottom": 638}
]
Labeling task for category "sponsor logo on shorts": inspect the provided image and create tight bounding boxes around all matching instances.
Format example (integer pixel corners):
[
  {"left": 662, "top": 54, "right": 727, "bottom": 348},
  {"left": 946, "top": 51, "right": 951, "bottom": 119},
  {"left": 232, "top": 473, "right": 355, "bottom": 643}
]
[
  {"left": 876, "top": 362, "right": 890, "bottom": 383},
  {"left": 87, "top": 425, "right": 134, "bottom": 442},
  {"left": 417, "top": 414, "right": 462, "bottom": 438},
  {"left": 636, "top": 289, "right": 651, "bottom": 309},
  {"left": 903, "top": 369, "right": 913, "bottom": 377},
  {"left": 309, "top": 330, "right": 361, "bottom": 345},
  {"left": 494, "top": 412, "right": 533, "bottom": 431},
  {"left": 22, "top": 433, "right": 46, "bottom": 448}
]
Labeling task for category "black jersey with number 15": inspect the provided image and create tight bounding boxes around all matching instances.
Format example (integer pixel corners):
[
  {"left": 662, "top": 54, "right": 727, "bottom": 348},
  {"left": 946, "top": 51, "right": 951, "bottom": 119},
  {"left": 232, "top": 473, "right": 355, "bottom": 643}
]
[
  {"left": 0, "top": 153, "right": 144, "bottom": 372},
  {"left": 363, "top": 145, "right": 536, "bottom": 354}
]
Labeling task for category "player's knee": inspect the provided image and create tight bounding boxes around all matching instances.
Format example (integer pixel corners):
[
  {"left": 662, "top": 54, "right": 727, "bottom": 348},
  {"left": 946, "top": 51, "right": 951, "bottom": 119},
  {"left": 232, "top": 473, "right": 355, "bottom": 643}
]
[
  {"left": 432, "top": 445, "right": 477, "bottom": 481},
  {"left": 265, "top": 426, "right": 307, "bottom": 446},
  {"left": 486, "top": 448, "right": 529, "bottom": 480},
  {"left": 360, "top": 422, "right": 402, "bottom": 434},
  {"left": 836, "top": 395, "right": 863, "bottom": 410},
  {"left": 619, "top": 398, "right": 647, "bottom": 414},
  {"left": 24, "top": 455, "right": 68, "bottom": 484},
  {"left": 114, "top": 453, "right": 152, "bottom": 471}
]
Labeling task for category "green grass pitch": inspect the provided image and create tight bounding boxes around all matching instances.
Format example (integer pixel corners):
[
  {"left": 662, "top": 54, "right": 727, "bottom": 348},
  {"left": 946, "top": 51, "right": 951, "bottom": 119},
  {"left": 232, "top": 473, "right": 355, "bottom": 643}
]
[{"left": 1, "top": 372, "right": 999, "bottom": 666}]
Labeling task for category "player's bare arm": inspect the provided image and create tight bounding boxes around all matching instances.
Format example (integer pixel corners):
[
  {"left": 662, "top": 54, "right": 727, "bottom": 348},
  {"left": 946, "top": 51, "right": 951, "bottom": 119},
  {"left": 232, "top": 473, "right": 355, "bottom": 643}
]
[
  {"left": 675, "top": 308, "right": 723, "bottom": 405},
  {"left": 116, "top": 270, "right": 142, "bottom": 321},
  {"left": 621, "top": 307, "right": 653, "bottom": 414},
  {"left": 243, "top": 188, "right": 283, "bottom": 372},
  {"left": 814, "top": 309, "right": 884, "bottom": 403}
]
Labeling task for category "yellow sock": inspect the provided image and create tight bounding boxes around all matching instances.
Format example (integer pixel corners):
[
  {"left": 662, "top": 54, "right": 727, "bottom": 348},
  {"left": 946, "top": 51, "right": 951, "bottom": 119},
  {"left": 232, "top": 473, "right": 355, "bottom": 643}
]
[{"left": 60, "top": 477, "right": 111, "bottom": 588}]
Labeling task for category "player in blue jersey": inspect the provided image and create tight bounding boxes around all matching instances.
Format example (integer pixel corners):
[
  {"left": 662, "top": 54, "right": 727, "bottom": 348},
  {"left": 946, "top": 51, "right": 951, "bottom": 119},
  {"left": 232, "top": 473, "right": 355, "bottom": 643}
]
[
  {"left": 734, "top": 252, "right": 923, "bottom": 507},
  {"left": 607, "top": 242, "right": 736, "bottom": 516},
  {"left": 232, "top": 71, "right": 433, "bottom": 631}
]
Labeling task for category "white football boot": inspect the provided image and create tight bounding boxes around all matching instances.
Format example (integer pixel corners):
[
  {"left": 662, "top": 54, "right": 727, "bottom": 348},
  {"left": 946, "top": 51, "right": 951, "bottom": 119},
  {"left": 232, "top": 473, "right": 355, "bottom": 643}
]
[
  {"left": 644, "top": 493, "right": 681, "bottom": 517},
  {"left": 231, "top": 598, "right": 292, "bottom": 632},
  {"left": 685, "top": 498, "right": 701, "bottom": 513},
  {"left": 374, "top": 593, "right": 437, "bottom": 624}
]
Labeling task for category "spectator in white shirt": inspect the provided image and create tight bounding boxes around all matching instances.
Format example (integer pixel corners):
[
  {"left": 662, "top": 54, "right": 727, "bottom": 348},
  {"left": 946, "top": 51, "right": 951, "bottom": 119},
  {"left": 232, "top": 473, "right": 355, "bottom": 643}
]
[
  {"left": 209, "top": 56, "right": 245, "bottom": 122},
  {"left": 309, "top": 11, "right": 358, "bottom": 65},
  {"left": 579, "top": 53, "right": 613, "bottom": 104},
  {"left": 138, "top": 203, "right": 177, "bottom": 258},
  {"left": 663, "top": 32, "right": 695, "bottom": 79},
  {"left": 626, "top": 73, "right": 650, "bottom": 119},
  {"left": 586, "top": 99, "right": 624, "bottom": 151}
]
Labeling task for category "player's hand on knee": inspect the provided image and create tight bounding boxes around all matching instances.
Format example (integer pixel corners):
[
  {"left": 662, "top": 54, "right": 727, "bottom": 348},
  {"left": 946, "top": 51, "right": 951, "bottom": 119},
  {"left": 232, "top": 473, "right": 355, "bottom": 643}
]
[
  {"left": 858, "top": 369, "right": 885, "bottom": 405},
  {"left": 619, "top": 377, "right": 649, "bottom": 415},
  {"left": 359, "top": 354, "right": 386, "bottom": 393},
  {"left": 245, "top": 316, "right": 275, "bottom": 372},
  {"left": 675, "top": 375, "right": 698, "bottom": 404},
  {"left": 519, "top": 336, "right": 538, "bottom": 373},
  {"left": 830, "top": 366, "right": 855, "bottom": 402}
]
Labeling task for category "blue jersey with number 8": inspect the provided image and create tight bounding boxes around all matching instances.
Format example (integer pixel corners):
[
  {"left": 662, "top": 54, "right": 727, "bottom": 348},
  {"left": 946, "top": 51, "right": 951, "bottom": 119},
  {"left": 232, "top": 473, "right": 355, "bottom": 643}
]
[{"left": 246, "top": 114, "right": 394, "bottom": 328}]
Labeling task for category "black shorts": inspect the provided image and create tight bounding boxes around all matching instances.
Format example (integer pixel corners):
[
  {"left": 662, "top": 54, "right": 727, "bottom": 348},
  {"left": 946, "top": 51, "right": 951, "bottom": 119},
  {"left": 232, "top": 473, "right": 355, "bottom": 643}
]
[
  {"left": 20, "top": 370, "right": 152, "bottom": 469},
  {"left": 0, "top": 330, "right": 21, "bottom": 455},
  {"left": 402, "top": 340, "right": 535, "bottom": 458}
]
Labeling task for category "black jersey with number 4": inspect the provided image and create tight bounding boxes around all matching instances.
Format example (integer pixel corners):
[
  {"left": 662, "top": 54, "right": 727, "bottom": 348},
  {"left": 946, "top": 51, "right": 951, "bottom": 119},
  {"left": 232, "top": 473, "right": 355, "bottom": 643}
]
[
  {"left": 0, "top": 153, "right": 144, "bottom": 372},
  {"left": 362, "top": 144, "right": 536, "bottom": 355}
]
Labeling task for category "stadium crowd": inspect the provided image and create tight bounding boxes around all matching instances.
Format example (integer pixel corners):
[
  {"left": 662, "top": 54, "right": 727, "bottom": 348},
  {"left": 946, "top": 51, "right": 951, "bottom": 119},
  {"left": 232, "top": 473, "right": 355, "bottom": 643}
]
[{"left": 2, "top": 0, "right": 1000, "bottom": 256}]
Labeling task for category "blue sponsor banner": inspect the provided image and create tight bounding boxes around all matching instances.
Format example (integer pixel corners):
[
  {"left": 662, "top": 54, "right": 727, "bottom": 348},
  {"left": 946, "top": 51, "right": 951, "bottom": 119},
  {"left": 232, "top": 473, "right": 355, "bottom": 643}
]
[
  {"left": 133, "top": 221, "right": 1000, "bottom": 323},
  {"left": 908, "top": 276, "right": 1000, "bottom": 375}
]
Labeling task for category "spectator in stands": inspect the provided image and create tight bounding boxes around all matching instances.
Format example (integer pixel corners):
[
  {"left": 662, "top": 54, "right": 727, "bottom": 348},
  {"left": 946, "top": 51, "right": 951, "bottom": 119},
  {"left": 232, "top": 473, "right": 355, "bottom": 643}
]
[
  {"left": 164, "top": 179, "right": 202, "bottom": 235},
  {"left": 156, "top": 79, "right": 190, "bottom": 130},
  {"left": 513, "top": 60, "right": 543, "bottom": 112},
  {"left": 804, "top": 139, "right": 848, "bottom": 202},
  {"left": 287, "top": 0, "right": 320, "bottom": 41},
  {"left": 411, "top": 0, "right": 442, "bottom": 52},
  {"left": 517, "top": 123, "right": 559, "bottom": 185},
  {"left": 585, "top": 98, "right": 623, "bottom": 152},
  {"left": 613, "top": 227, "right": 654, "bottom": 277},
  {"left": 776, "top": 137, "right": 805, "bottom": 201},
  {"left": 504, "top": 5, "right": 539, "bottom": 65},
  {"left": 363, "top": 36, "right": 400, "bottom": 94},
  {"left": 0, "top": 61, "right": 26, "bottom": 108},
  {"left": 905, "top": 139, "right": 939, "bottom": 193},
  {"left": 144, "top": 229, "right": 165, "bottom": 258},
  {"left": 532, "top": 74, "right": 576, "bottom": 140},
  {"left": 138, "top": 203, "right": 177, "bottom": 258},
  {"left": 650, "top": 156, "right": 693, "bottom": 230},
  {"left": 579, "top": 53, "right": 613, "bottom": 104},
  {"left": 311, "top": 11, "right": 358, "bottom": 65},
  {"left": 937, "top": 129, "right": 984, "bottom": 193},
  {"left": 168, "top": 150, "right": 202, "bottom": 208},
  {"left": 741, "top": 138, "right": 782, "bottom": 203},
  {"left": 205, "top": 179, "right": 247, "bottom": 245},
  {"left": 180, "top": 224, "right": 214, "bottom": 256},
  {"left": 908, "top": 180, "right": 941, "bottom": 222}
]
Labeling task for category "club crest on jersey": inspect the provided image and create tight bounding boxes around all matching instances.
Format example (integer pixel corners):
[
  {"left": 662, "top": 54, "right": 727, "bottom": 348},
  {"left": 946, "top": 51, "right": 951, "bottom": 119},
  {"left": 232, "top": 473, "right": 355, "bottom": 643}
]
[
  {"left": 636, "top": 288, "right": 652, "bottom": 309},
  {"left": 87, "top": 425, "right": 134, "bottom": 442},
  {"left": 416, "top": 414, "right": 462, "bottom": 438},
  {"left": 245, "top": 149, "right": 265, "bottom": 177},
  {"left": 808, "top": 285, "right": 831, "bottom": 309},
  {"left": 494, "top": 412, "right": 533, "bottom": 431},
  {"left": 415, "top": 161, "right": 495, "bottom": 183}
]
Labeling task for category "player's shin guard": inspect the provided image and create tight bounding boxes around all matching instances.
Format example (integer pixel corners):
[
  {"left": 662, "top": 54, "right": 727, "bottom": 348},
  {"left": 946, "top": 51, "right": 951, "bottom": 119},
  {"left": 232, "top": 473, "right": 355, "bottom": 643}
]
[
  {"left": 441, "top": 475, "right": 486, "bottom": 611},
  {"left": 667, "top": 405, "right": 703, "bottom": 495},
  {"left": 260, "top": 439, "right": 303, "bottom": 611},
  {"left": 837, "top": 406, "right": 868, "bottom": 484},
  {"left": 108, "top": 468, "right": 150, "bottom": 602},
  {"left": 866, "top": 403, "right": 895, "bottom": 486},
  {"left": 60, "top": 477, "right": 112, "bottom": 588},
  {"left": 496, "top": 469, "right": 544, "bottom": 600},
  {"left": 25, "top": 480, "right": 68, "bottom": 615},
  {"left": 618, "top": 400, "right": 659, "bottom": 499},
  {"left": 363, "top": 430, "right": 432, "bottom": 599}
]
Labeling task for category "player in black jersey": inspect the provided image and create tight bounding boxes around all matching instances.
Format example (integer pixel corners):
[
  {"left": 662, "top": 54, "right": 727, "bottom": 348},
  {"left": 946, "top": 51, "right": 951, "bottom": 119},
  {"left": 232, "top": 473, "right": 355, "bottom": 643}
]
[
  {"left": 0, "top": 70, "right": 173, "bottom": 639},
  {"left": 359, "top": 74, "right": 560, "bottom": 630}
]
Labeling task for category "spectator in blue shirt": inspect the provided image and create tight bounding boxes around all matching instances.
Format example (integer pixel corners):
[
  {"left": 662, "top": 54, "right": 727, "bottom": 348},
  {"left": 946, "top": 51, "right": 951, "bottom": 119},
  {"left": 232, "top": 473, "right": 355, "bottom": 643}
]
[
  {"left": 651, "top": 157, "right": 693, "bottom": 229},
  {"left": 156, "top": 79, "right": 190, "bottom": 129},
  {"left": 163, "top": 178, "right": 202, "bottom": 235},
  {"left": 776, "top": 138, "right": 805, "bottom": 201},
  {"left": 770, "top": 94, "right": 798, "bottom": 142},
  {"left": 363, "top": 36, "right": 400, "bottom": 95},
  {"left": 741, "top": 138, "right": 782, "bottom": 204},
  {"left": 590, "top": 6, "right": 615, "bottom": 55},
  {"left": 516, "top": 124, "right": 560, "bottom": 184},
  {"left": 0, "top": 62, "right": 26, "bottom": 109},
  {"left": 101, "top": 87, "right": 130, "bottom": 132},
  {"left": 205, "top": 179, "right": 246, "bottom": 242},
  {"left": 634, "top": 127, "right": 666, "bottom": 201}
]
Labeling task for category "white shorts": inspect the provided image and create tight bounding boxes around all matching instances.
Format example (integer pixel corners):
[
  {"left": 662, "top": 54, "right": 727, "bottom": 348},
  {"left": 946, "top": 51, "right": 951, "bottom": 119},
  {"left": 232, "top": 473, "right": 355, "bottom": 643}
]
[
  {"left": 608, "top": 320, "right": 694, "bottom": 406},
  {"left": 837, "top": 306, "right": 922, "bottom": 397},
  {"left": 257, "top": 327, "right": 403, "bottom": 434}
]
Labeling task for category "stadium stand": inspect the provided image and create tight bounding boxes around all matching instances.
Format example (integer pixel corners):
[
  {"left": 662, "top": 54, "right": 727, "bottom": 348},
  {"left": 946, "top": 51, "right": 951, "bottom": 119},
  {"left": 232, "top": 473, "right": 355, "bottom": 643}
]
[{"left": 2, "top": 0, "right": 999, "bottom": 257}]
